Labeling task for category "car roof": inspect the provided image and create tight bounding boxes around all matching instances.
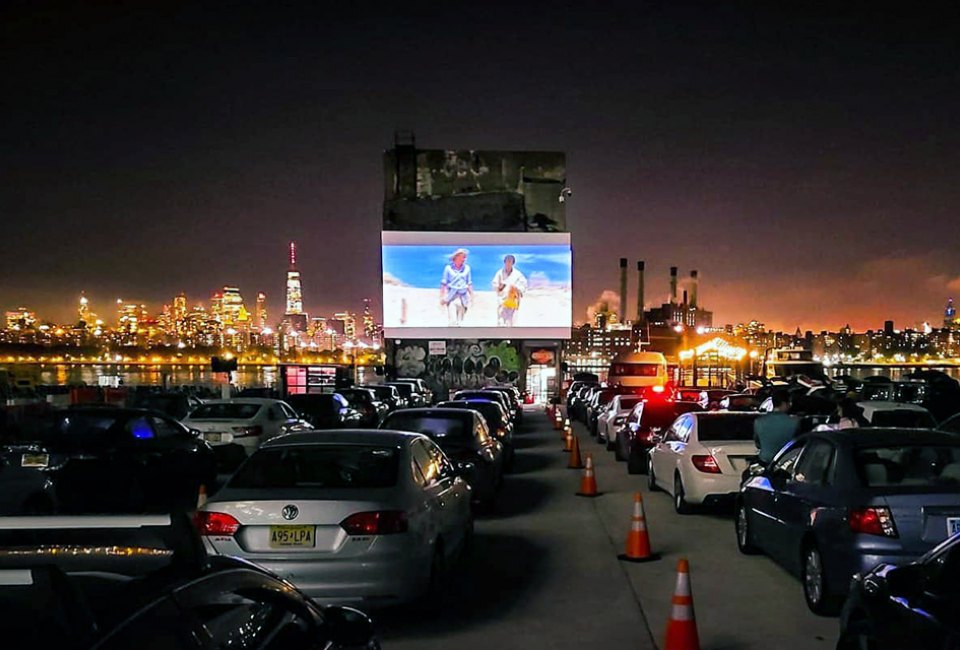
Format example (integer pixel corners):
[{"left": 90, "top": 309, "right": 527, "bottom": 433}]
[
  {"left": 689, "top": 411, "right": 760, "bottom": 418},
  {"left": 857, "top": 401, "right": 931, "bottom": 413},
  {"left": 806, "top": 428, "right": 960, "bottom": 447},
  {"left": 262, "top": 429, "right": 423, "bottom": 447},
  {"left": 61, "top": 407, "right": 161, "bottom": 418},
  {"left": 195, "top": 398, "right": 278, "bottom": 405},
  {"left": 387, "top": 407, "right": 477, "bottom": 420}
]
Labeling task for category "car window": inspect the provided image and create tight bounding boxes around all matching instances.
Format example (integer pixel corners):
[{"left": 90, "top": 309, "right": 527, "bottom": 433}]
[
  {"left": 383, "top": 413, "right": 470, "bottom": 440},
  {"left": 150, "top": 416, "right": 185, "bottom": 439},
  {"left": 695, "top": 415, "right": 761, "bottom": 442},
  {"left": 410, "top": 440, "right": 439, "bottom": 485},
  {"left": 96, "top": 597, "right": 200, "bottom": 650},
  {"left": 771, "top": 443, "right": 805, "bottom": 476},
  {"left": 674, "top": 416, "right": 692, "bottom": 443},
  {"left": 870, "top": 410, "right": 936, "bottom": 429},
  {"left": 189, "top": 404, "right": 262, "bottom": 420},
  {"left": 228, "top": 445, "right": 399, "bottom": 489},
  {"left": 854, "top": 445, "right": 960, "bottom": 488},
  {"left": 125, "top": 416, "right": 155, "bottom": 440},
  {"left": 426, "top": 440, "right": 456, "bottom": 479},
  {"left": 476, "top": 418, "right": 491, "bottom": 443},
  {"left": 279, "top": 403, "right": 299, "bottom": 419},
  {"left": 793, "top": 440, "right": 835, "bottom": 485}
]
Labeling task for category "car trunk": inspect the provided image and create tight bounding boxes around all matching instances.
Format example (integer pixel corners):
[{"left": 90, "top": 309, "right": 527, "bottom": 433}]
[
  {"left": 705, "top": 442, "right": 757, "bottom": 475},
  {"left": 880, "top": 492, "right": 960, "bottom": 552}
]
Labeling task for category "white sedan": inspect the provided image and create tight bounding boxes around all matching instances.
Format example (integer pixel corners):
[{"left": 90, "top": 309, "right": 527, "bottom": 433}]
[
  {"left": 597, "top": 394, "right": 643, "bottom": 446},
  {"left": 182, "top": 398, "right": 311, "bottom": 459},
  {"left": 647, "top": 412, "right": 761, "bottom": 514}
]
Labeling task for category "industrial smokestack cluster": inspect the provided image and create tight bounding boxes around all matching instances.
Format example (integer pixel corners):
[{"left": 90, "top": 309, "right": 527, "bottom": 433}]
[
  {"left": 669, "top": 267, "right": 678, "bottom": 306},
  {"left": 636, "top": 261, "right": 645, "bottom": 321},
  {"left": 619, "top": 258, "right": 628, "bottom": 323},
  {"left": 611, "top": 260, "right": 702, "bottom": 322},
  {"left": 690, "top": 270, "right": 699, "bottom": 309}
]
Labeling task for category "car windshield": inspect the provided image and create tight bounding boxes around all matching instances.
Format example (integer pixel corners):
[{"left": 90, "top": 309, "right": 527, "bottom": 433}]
[
  {"left": 230, "top": 445, "right": 399, "bottom": 489},
  {"left": 385, "top": 414, "right": 470, "bottom": 440},
  {"left": 696, "top": 414, "right": 761, "bottom": 441},
  {"left": 871, "top": 410, "right": 936, "bottom": 428},
  {"left": 855, "top": 445, "right": 960, "bottom": 488},
  {"left": 189, "top": 403, "right": 262, "bottom": 420}
]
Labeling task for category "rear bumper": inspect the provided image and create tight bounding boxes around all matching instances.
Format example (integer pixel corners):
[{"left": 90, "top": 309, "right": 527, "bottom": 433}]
[{"left": 683, "top": 472, "right": 742, "bottom": 504}]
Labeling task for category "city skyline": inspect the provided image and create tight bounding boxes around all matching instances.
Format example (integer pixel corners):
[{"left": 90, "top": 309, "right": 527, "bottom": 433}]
[{"left": 3, "top": 4, "right": 958, "bottom": 331}]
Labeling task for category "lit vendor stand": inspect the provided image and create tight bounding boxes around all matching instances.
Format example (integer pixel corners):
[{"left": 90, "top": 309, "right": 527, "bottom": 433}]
[{"left": 278, "top": 363, "right": 353, "bottom": 398}]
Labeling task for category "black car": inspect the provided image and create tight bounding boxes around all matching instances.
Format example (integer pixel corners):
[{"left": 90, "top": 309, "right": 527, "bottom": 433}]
[
  {"left": 126, "top": 390, "right": 204, "bottom": 420},
  {"left": 285, "top": 393, "right": 363, "bottom": 430},
  {"left": 839, "top": 531, "right": 960, "bottom": 649},
  {"left": 361, "top": 384, "right": 404, "bottom": 412},
  {"left": 390, "top": 378, "right": 434, "bottom": 405},
  {"left": 0, "top": 514, "right": 378, "bottom": 650},
  {"left": 382, "top": 407, "right": 504, "bottom": 509},
  {"left": 385, "top": 382, "right": 422, "bottom": 407},
  {"left": 0, "top": 407, "right": 216, "bottom": 514},
  {"left": 337, "top": 388, "right": 387, "bottom": 427},
  {"left": 437, "top": 399, "right": 515, "bottom": 470},
  {"left": 616, "top": 400, "right": 703, "bottom": 473},
  {"left": 452, "top": 390, "right": 515, "bottom": 423},
  {"left": 480, "top": 386, "right": 523, "bottom": 423}
]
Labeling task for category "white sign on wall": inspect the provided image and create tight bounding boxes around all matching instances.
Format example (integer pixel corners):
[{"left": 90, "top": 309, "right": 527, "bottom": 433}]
[{"left": 428, "top": 340, "right": 447, "bottom": 356}]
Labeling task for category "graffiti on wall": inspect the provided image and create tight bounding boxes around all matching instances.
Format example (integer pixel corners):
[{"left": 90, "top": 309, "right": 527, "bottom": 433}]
[{"left": 393, "top": 340, "right": 522, "bottom": 397}]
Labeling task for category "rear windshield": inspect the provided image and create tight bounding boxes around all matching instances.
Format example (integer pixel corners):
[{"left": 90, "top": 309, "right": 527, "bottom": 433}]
[
  {"left": 617, "top": 397, "right": 642, "bottom": 411},
  {"left": 384, "top": 414, "right": 470, "bottom": 440},
  {"left": 696, "top": 415, "right": 761, "bottom": 441},
  {"left": 861, "top": 385, "right": 894, "bottom": 401},
  {"left": 230, "top": 445, "right": 398, "bottom": 489},
  {"left": 45, "top": 413, "right": 119, "bottom": 443},
  {"left": 189, "top": 403, "right": 262, "bottom": 420},
  {"left": 610, "top": 363, "right": 660, "bottom": 377},
  {"left": 639, "top": 405, "right": 684, "bottom": 429},
  {"left": 871, "top": 410, "right": 936, "bottom": 429},
  {"left": 287, "top": 396, "right": 342, "bottom": 415},
  {"left": 447, "top": 402, "right": 502, "bottom": 426},
  {"left": 366, "top": 386, "right": 396, "bottom": 399},
  {"left": 387, "top": 384, "right": 414, "bottom": 397},
  {"left": 855, "top": 445, "right": 960, "bottom": 488},
  {"left": 340, "top": 390, "right": 372, "bottom": 404}
]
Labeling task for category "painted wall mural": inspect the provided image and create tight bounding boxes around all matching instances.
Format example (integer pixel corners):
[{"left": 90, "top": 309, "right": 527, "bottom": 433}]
[{"left": 392, "top": 340, "right": 523, "bottom": 398}]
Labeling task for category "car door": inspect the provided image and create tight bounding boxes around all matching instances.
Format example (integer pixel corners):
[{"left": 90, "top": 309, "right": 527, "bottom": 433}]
[
  {"left": 651, "top": 419, "right": 683, "bottom": 491},
  {"left": 774, "top": 439, "right": 836, "bottom": 573},
  {"left": 427, "top": 440, "right": 470, "bottom": 557},
  {"left": 93, "top": 595, "right": 203, "bottom": 650},
  {"left": 743, "top": 441, "right": 804, "bottom": 551},
  {"left": 759, "top": 442, "right": 808, "bottom": 565},
  {"left": 147, "top": 414, "right": 208, "bottom": 507},
  {"left": 664, "top": 415, "right": 693, "bottom": 487},
  {"left": 410, "top": 440, "right": 454, "bottom": 551},
  {"left": 278, "top": 402, "right": 307, "bottom": 434}
]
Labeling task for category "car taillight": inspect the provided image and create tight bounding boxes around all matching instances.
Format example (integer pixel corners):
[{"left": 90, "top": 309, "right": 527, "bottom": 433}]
[
  {"left": 231, "top": 425, "right": 263, "bottom": 438},
  {"left": 849, "top": 507, "right": 898, "bottom": 538},
  {"left": 340, "top": 511, "right": 408, "bottom": 535},
  {"left": 651, "top": 385, "right": 665, "bottom": 393},
  {"left": 192, "top": 511, "right": 241, "bottom": 536},
  {"left": 497, "top": 427, "right": 507, "bottom": 439},
  {"left": 691, "top": 455, "right": 721, "bottom": 473}
]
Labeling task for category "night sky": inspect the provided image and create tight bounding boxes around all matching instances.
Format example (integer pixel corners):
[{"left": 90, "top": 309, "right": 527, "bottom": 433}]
[{"left": 3, "top": 2, "right": 958, "bottom": 331}]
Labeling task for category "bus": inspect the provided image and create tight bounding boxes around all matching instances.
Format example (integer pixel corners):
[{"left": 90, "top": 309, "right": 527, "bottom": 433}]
[{"left": 607, "top": 352, "right": 669, "bottom": 388}]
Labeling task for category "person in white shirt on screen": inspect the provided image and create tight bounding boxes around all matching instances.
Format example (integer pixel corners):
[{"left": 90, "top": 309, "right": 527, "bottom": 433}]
[
  {"left": 492, "top": 254, "right": 527, "bottom": 327},
  {"left": 440, "top": 248, "right": 472, "bottom": 326}
]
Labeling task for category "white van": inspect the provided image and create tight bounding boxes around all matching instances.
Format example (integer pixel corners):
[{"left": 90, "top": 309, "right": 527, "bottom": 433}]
[{"left": 607, "top": 352, "right": 669, "bottom": 388}]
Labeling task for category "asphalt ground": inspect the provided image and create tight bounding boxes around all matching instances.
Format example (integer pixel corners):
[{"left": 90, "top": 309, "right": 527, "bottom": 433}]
[{"left": 375, "top": 407, "right": 839, "bottom": 649}]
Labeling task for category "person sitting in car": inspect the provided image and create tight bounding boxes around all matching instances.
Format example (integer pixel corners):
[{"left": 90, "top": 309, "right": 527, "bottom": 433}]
[{"left": 753, "top": 389, "right": 799, "bottom": 465}]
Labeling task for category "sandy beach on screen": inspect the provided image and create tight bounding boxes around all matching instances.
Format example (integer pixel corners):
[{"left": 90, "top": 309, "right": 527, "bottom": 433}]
[{"left": 383, "top": 286, "right": 571, "bottom": 329}]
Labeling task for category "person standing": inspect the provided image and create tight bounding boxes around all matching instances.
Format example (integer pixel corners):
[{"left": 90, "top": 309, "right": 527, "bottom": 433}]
[
  {"left": 440, "top": 248, "right": 472, "bottom": 326},
  {"left": 753, "top": 389, "right": 800, "bottom": 465},
  {"left": 491, "top": 254, "right": 528, "bottom": 326}
]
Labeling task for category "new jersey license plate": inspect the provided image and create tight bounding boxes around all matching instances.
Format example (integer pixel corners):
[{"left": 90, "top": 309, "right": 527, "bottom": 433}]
[
  {"left": 269, "top": 526, "right": 315, "bottom": 548},
  {"left": 947, "top": 517, "right": 960, "bottom": 538},
  {"left": 21, "top": 454, "right": 49, "bottom": 468},
  {"left": 204, "top": 433, "right": 222, "bottom": 443}
]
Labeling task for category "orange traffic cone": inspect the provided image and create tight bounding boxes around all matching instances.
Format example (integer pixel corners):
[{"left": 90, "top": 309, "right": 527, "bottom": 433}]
[
  {"left": 568, "top": 435, "right": 584, "bottom": 469},
  {"left": 563, "top": 427, "right": 573, "bottom": 452},
  {"left": 618, "top": 492, "right": 659, "bottom": 563},
  {"left": 554, "top": 411, "right": 563, "bottom": 430},
  {"left": 665, "top": 559, "right": 700, "bottom": 650},
  {"left": 196, "top": 484, "right": 208, "bottom": 509},
  {"left": 576, "top": 454, "right": 601, "bottom": 497}
]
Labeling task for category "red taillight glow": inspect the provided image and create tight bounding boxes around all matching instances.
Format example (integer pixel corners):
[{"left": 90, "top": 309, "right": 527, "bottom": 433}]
[
  {"left": 193, "top": 511, "right": 241, "bottom": 536},
  {"left": 849, "top": 507, "right": 898, "bottom": 538},
  {"left": 340, "top": 511, "right": 408, "bottom": 536},
  {"left": 691, "top": 455, "right": 721, "bottom": 473},
  {"left": 231, "top": 425, "right": 263, "bottom": 438},
  {"left": 651, "top": 385, "right": 665, "bottom": 393}
]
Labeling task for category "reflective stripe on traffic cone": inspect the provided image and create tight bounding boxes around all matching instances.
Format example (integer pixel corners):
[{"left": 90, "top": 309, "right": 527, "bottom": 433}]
[
  {"left": 568, "top": 435, "right": 584, "bottom": 469},
  {"left": 665, "top": 558, "right": 700, "bottom": 650},
  {"left": 576, "top": 453, "right": 601, "bottom": 497},
  {"left": 618, "top": 492, "right": 659, "bottom": 562}
]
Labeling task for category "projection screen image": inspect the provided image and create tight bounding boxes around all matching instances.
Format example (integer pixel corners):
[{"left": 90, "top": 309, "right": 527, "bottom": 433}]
[{"left": 382, "top": 232, "right": 572, "bottom": 339}]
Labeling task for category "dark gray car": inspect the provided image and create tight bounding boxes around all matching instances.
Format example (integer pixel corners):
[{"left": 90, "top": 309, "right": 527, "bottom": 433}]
[{"left": 735, "top": 428, "right": 960, "bottom": 615}]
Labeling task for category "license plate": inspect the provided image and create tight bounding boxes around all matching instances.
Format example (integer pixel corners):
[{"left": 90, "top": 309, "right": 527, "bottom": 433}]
[
  {"left": 269, "top": 526, "right": 315, "bottom": 548},
  {"left": 205, "top": 433, "right": 222, "bottom": 443},
  {"left": 948, "top": 518, "right": 960, "bottom": 538},
  {"left": 21, "top": 454, "right": 49, "bottom": 468}
]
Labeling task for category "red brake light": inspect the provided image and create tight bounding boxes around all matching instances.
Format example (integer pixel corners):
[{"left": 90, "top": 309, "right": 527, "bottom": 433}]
[
  {"left": 691, "top": 455, "right": 721, "bottom": 473},
  {"left": 651, "top": 385, "right": 665, "bottom": 393},
  {"left": 193, "top": 511, "right": 241, "bottom": 536},
  {"left": 340, "top": 511, "right": 408, "bottom": 535},
  {"left": 849, "top": 507, "right": 898, "bottom": 538},
  {"left": 231, "top": 425, "right": 263, "bottom": 438}
]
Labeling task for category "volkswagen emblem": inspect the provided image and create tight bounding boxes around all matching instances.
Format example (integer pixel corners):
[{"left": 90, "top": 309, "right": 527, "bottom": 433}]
[{"left": 281, "top": 505, "right": 299, "bottom": 521}]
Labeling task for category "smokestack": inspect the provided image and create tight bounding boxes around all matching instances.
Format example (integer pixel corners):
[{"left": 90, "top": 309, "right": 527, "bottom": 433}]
[
  {"left": 636, "top": 261, "right": 645, "bottom": 321},
  {"left": 669, "top": 266, "right": 678, "bottom": 305},
  {"left": 690, "top": 270, "right": 699, "bottom": 309},
  {"left": 682, "top": 290, "right": 688, "bottom": 306},
  {"left": 619, "top": 258, "right": 628, "bottom": 323}
]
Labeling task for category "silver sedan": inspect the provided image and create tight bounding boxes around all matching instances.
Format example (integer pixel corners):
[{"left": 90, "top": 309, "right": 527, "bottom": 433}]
[{"left": 194, "top": 429, "right": 473, "bottom": 607}]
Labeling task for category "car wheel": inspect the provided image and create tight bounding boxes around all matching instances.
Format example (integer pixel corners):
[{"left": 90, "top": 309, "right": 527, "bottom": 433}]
[
  {"left": 674, "top": 474, "right": 691, "bottom": 514},
  {"left": 647, "top": 462, "right": 660, "bottom": 492},
  {"left": 735, "top": 502, "right": 759, "bottom": 554},
  {"left": 627, "top": 449, "right": 647, "bottom": 475},
  {"left": 802, "top": 543, "right": 841, "bottom": 615}
]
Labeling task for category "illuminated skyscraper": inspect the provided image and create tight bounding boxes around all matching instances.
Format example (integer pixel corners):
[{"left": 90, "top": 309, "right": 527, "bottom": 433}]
[
  {"left": 78, "top": 293, "right": 90, "bottom": 324},
  {"left": 286, "top": 242, "right": 304, "bottom": 315},
  {"left": 173, "top": 292, "right": 187, "bottom": 333},
  {"left": 255, "top": 292, "right": 267, "bottom": 330},
  {"left": 220, "top": 286, "right": 247, "bottom": 329},
  {"left": 333, "top": 311, "right": 356, "bottom": 341},
  {"left": 362, "top": 298, "right": 375, "bottom": 341},
  {"left": 946, "top": 298, "right": 957, "bottom": 329}
]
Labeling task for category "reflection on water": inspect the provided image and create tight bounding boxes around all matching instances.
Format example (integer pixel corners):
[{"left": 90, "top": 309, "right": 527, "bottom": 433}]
[
  {"left": 35, "top": 365, "right": 277, "bottom": 389},
  {"left": 829, "top": 366, "right": 960, "bottom": 382}
]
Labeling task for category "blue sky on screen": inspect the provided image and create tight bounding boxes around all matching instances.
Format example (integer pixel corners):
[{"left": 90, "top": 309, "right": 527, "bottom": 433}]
[{"left": 383, "top": 245, "right": 571, "bottom": 289}]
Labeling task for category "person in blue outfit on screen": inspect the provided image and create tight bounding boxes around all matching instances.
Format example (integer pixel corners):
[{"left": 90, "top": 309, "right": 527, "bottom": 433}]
[
  {"left": 492, "top": 254, "right": 527, "bottom": 326},
  {"left": 440, "top": 248, "right": 473, "bottom": 326}
]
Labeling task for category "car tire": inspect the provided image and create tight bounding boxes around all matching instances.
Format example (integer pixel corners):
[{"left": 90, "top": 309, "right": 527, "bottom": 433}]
[
  {"left": 627, "top": 449, "right": 648, "bottom": 475},
  {"left": 802, "top": 542, "right": 841, "bottom": 616},
  {"left": 735, "top": 502, "right": 759, "bottom": 555},
  {"left": 674, "top": 474, "right": 692, "bottom": 515},
  {"left": 647, "top": 462, "right": 660, "bottom": 492},
  {"left": 836, "top": 618, "right": 877, "bottom": 650}
]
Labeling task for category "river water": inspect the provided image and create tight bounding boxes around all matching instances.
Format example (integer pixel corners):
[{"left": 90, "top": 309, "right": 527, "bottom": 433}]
[{"left": 33, "top": 364, "right": 278, "bottom": 390}]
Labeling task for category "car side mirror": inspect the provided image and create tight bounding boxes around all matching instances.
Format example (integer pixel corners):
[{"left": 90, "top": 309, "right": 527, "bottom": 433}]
[
  {"left": 886, "top": 564, "right": 925, "bottom": 600},
  {"left": 323, "top": 606, "right": 375, "bottom": 647}
]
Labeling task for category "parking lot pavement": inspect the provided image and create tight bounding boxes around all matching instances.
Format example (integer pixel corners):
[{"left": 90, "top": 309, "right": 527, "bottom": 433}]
[
  {"left": 377, "top": 410, "right": 657, "bottom": 650},
  {"left": 578, "top": 419, "right": 840, "bottom": 650}
]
